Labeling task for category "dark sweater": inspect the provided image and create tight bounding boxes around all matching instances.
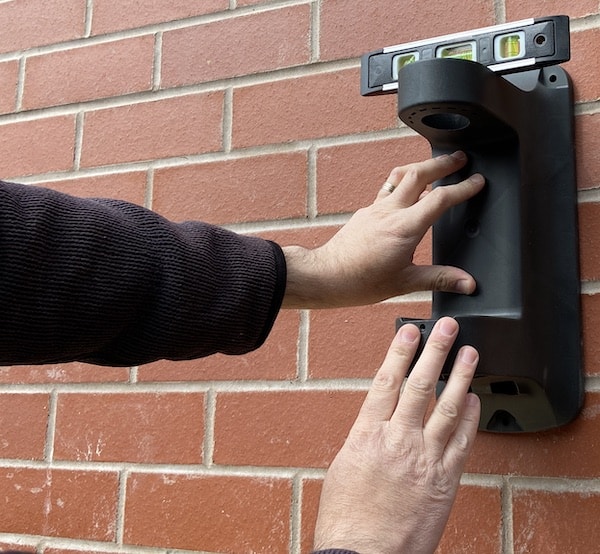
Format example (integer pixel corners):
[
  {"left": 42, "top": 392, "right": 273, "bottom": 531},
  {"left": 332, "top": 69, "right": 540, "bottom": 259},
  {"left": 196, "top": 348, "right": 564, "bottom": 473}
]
[{"left": 0, "top": 180, "right": 286, "bottom": 366}]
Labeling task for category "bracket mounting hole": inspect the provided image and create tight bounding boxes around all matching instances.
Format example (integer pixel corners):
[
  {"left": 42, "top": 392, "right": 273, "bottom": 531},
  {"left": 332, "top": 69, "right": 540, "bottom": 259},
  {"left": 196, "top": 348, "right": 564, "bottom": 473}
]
[{"left": 422, "top": 113, "right": 470, "bottom": 131}]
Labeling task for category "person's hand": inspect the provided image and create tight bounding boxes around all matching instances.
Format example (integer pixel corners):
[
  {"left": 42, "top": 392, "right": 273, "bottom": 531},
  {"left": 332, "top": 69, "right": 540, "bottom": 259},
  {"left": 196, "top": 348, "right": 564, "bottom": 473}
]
[
  {"left": 313, "top": 317, "right": 481, "bottom": 554},
  {"left": 282, "top": 152, "right": 485, "bottom": 308}
]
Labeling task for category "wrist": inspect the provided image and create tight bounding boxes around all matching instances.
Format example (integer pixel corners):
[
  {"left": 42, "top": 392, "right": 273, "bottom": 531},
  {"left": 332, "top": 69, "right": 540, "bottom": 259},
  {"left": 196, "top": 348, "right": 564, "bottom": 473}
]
[{"left": 281, "top": 245, "right": 338, "bottom": 309}]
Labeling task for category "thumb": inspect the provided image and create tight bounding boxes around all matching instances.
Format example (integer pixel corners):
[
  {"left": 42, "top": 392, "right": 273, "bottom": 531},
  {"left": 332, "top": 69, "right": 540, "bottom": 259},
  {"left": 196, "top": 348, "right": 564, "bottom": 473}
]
[{"left": 409, "top": 265, "right": 477, "bottom": 295}]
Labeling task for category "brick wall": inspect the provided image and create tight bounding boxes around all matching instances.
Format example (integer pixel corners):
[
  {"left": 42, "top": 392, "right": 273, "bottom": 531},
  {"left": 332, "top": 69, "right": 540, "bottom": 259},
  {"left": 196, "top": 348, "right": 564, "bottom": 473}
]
[{"left": 0, "top": 1, "right": 598, "bottom": 553}]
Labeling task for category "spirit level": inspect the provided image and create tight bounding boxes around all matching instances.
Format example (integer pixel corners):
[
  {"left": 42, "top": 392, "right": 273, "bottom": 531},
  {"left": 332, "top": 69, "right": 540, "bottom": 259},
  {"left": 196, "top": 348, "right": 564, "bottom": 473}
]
[{"left": 361, "top": 15, "right": 570, "bottom": 96}]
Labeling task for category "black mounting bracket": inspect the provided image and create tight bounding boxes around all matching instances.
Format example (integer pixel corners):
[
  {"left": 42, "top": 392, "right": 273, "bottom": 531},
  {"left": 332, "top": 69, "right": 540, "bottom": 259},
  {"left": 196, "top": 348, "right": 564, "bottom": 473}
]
[{"left": 395, "top": 58, "right": 582, "bottom": 432}]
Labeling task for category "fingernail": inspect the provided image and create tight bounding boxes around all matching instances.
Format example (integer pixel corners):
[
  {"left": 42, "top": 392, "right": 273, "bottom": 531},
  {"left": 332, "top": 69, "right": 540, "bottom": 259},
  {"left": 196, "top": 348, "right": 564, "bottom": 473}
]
[
  {"left": 399, "top": 324, "right": 420, "bottom": 344},
  {"left": 439, "top": 317, "right": 457, "bottom": 337},
  {"left": 451, "top": 150, "right": 467, "bottom": 161},
  {"left": 470, "top": 173, "right": 485, "bottom": 185},
  {"left": 466, "top": 393, "right": 480, "bottom": 407},
  {"left": 459, "top": 346, "right": 479, "bottom": 365},
  {"left": 455, "top": 279, "right": 474, "bottom": 295}
]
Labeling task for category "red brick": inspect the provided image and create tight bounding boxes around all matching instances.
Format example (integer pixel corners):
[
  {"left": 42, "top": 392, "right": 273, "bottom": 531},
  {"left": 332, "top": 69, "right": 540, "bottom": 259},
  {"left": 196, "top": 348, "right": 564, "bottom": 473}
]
[
  {"left": 161, "top": 5, "right": 311, "bottom": 88},
  {"left": 152, "top": 152, "right": 308, "bottom": 225},
  {"left": 54, "top": 392, "right": 205, "bottom": 464},
  {"left": 124, "top": 473, "right": 292, "bottom": 552},
  {"left": 0, "top": 363, "right": 129, "bottom": 385},
  {"left": 0, "top": 542, "right": 35, "bottom": 553},
  {"left": 258, "top": 225, "right": 341, "bottom": 251},
  {"left": 317, "top": 137, "right": 431, "bottom": 214},
  {"left": 0, "top": 0, "right": 86, "bottom": 54},
  {"left": 578, "top": 202, "right": 600, "bottom": 281},
  {"left": 214, "top": 390, "right": 365, "bottom": 468},
  {"left": 80, "top": 93, "right": 224, "bottom": 168},
  {"left": 513, "top": 489, "right": 600, "bottom": 553},
  {"left": 232, "top": 69, "right": 397, "bottom": 149},
  {"left": 37, "top": 171, "right": 147, "bottom": 206},
  {"left": 23, "top": 36, "right": 155, "bottom": 110},
  {"left": 564, "top": 28, "right": 600, "bottom": 103},
  {"left": 319, "top": 0, "right": 494, "bottom": 61},
  {"left": 582, "top": 293, "right": 600, "bottom": 376},
  {"left": 0, "top": 60, "right": 18, "bottom": 114},
  {"left": 0, "top": 467, "right": 119, "bottom": 541},
  {"left": 436, "top": 486, "right": 502, "bottom": 553},
  {"left": 466, "top": 393, "right": 600, "bottom": 478},
  {"left": 575, "top": 113, "right": 600, "bottom": 190},
  {"left": 137, "top": 309, "right": 300, "bottom": 382},
  {"left": 507, "top": 1, "right": 598, "bottom": 21},
  {"left": 40, "top": 548, "right": 122, "bottom": 554},
  {"left": 300, "top": 478, "right": 322, "bottom": 554},
  {"left": 91, "top": 0, "right": 228, "bottom": 35},
  {"left": 0, "top": 394, "right": 48, "bottom": 460},
  {"left": 309, "top": 302, "right": 431, "bottom": 379},
  {"left": 236, "top": 0, "right": 269, "bottom": 5},
  {"left": 0, "top": 116, "right": 76, "bottom": 179}
]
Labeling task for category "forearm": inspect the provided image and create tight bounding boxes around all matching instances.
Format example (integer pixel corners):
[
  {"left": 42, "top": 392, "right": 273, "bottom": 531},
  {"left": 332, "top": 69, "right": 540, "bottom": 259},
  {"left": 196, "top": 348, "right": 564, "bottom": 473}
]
[{"left": 0, "top": 181, "right": 286, "bottom": 366}]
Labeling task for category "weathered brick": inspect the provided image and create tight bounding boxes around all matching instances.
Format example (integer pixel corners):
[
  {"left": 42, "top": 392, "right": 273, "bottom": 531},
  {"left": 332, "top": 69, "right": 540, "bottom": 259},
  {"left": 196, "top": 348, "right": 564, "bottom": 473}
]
[
  {"left": 316, "top": 136, "right": 431, "bottom": 214},
  {"left": 23, "top": 36, "right": 155, "bottom": 110},
  {"left": 80, "top": 93, "right": 224, "bottom": 168},
  {"left": 466, "top": 393, "right": 600, "bottom": 478},
  {"left": 0, "top": 0, "right": 86, "bottom": 54},
  {"left": 0, "top": 60, "right": 18, "bottom": 114},
  {"left": 214, "top": 390, "right": 365, "bottom": 468},
  {"left": 300, "top": 478, "right": 323, "bottom": 553},
  {"left": 0, "top": 116, "right": 76, "bottom": 179},
  {"left": 582, "top": 293, "right": 600, "bottom": 376},
  {"left": 575, "top": 113, "right": 600, "bottom": 190},
  {"left": 0, "top": 467, "right": 119, "bottom": 540},
  {"left": 0, "top": 542, "right": 35, "bottom": 553},
  {"left": 565, "top": 28, "right": 600, "bottom": 103},
  {"left": 513, "top": 488, "right": 600, "bottom": 553},
  {"left": 161, "top": 5, "right": 311, "bottom": 88},
  {"left": 152, "top": 151, "right": 308, "bottom": 225},
  {"left": 0, "top": 394, "right": 48, "bottom": 460},
  {"left": 37, "top": 171, "right": 147, "bottom": 205},
  {"left": 54, "top": 392, "right": 205, "bottom": 464},
  {"left": 232, "top": 68, "right": 397, "bottom": 148},
  {"left": 91, "top": 0, "right": 228, "bottom": 35},
  {"left": 506, "top": 1, "right": 598, "bottom": 21},
  {"left": 0, "top": 363, "right": 129, "bottom": 385},
  {"left": 578, "top": 202, "right": 600, "bottom": 281},
  {"left": 319, "top": 0, "right": 494, "bottom": 61},
  {"left": 124, "top": 473, "right": 292, "bottom": 552}
]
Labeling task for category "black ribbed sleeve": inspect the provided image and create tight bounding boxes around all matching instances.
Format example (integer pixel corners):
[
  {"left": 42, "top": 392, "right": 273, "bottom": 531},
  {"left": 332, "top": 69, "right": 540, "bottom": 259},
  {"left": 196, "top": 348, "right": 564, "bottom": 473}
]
[{"left": 0, "top": 181, "right": 286, "bottom": 366}]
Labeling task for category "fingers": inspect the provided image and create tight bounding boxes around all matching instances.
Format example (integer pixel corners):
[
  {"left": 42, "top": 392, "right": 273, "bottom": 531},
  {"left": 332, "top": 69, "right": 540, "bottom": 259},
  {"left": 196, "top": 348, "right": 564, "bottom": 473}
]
[
  {"left": 353, "top": 324, "right": 421, "bottom": 426},
  {"left": 424, "top": 345, "right": 480, "bottom": 456},
  {"left": 391, "top": 317, "right": 460, "bottom": 430},
  {"left": 407, "top": 264, "right": 477, "bottom": 296},
  {"left": 377, "top": 151, "right": 469, "bottom": 206},
  {"left": 407, "top": 172, "right": 486, "bottom": 232},
  {"left": 442, "top": 392, "right": 480, "bottom": 472}
]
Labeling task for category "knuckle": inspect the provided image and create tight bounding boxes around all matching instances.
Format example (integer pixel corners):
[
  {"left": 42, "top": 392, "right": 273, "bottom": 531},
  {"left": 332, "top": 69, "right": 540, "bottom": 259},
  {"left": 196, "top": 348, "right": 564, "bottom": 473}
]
[
  {"left": 437, "top": 398, "right": 459, "bottom": 419},
  {"left": 431, "top": 271, "right": 454, "bottom": 292},
  {"left": 372, "top": 370, "right": 400, "bottom": 392},
  {"left": 406, "top": 375, "right": 435, "bottom": 397}
]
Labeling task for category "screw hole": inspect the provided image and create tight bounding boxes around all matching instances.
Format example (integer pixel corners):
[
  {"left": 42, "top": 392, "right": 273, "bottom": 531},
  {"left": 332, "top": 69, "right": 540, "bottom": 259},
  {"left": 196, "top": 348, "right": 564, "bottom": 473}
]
[
  {"left": 535, "top": 34, "right": 547, "bottom": 46},
  {"left": 549, "top": 74, "right": 557, "bottom": 83},
  {"left": 465, "top": 218, "right": 480, "bottom": 238}
]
